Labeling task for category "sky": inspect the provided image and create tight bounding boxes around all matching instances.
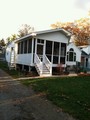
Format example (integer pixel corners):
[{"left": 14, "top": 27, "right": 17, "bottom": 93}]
[{"left": 0, "top": 0, "right": 90, "bottom": 39}]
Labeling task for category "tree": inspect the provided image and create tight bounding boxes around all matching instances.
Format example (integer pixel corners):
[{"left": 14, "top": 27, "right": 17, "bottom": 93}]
[
  {"left": 0, "top": 38, "right": 6, "bottom": 46},
  {"left": 11, "top": 34, "right": 17, "bottom": 41},
  {"left": 18, "top": 24, "right": 34, "bottom": 38},
  {"left": 6, "top": 34, "right": 17, "bottom": 44},
  {"left": 51, "top": 17, "right": 90, "bottom": 46}
]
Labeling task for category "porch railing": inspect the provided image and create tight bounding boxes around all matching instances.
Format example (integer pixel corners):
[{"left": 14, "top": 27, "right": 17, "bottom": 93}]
[
  {"left": 34, "top": 54, "right": 52, "bottom": 76},
  {"left": 44, "top": 55, "right": 52, "bottom": 75},
  {"left": 34, "top": 53, "right": 42, "bottom": 75}
]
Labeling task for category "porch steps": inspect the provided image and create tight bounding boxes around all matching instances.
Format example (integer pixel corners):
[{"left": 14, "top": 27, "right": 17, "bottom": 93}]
[
  {"left": 9, "top": 51, "right": 16, "bottom": 70},
  {"left": 35, "top": 63, "right": 51, "bottom": 76},
  {"left": 34, "top": 54, "right": 52, "bottom": 76},
  {"left": 42, "top": 63, "right": 50, "bottom": 74}
]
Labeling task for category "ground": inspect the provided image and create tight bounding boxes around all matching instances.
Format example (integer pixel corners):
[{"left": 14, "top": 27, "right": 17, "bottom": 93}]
[{"left": 0, "top": 69, "right": 75, "bottom": 120}]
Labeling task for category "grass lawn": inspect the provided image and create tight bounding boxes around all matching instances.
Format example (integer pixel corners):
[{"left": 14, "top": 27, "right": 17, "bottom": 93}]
[
  {"left": 22, "top": 76, "right": 90, "bottom": 120},
  {"left": 0, "top": 61, "right": 22, "bottom": 78}
]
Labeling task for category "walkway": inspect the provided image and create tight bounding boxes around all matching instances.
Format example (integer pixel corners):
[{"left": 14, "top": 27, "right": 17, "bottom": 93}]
[{"left": 0, "top": 69, "right": 75, "bottom": 120}]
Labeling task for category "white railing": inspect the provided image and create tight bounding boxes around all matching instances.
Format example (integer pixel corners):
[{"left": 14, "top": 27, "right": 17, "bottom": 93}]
[
  {"left": 44, "top": 55, "right": 52, "bottom": 75},
  {"left": 34, "top": 54, "right": 42, "bottom": 75}
]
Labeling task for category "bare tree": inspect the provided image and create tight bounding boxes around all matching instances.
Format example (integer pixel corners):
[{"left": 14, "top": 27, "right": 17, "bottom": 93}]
[{"left": 18, "top": 24, "right": 34, "bottom": 38}]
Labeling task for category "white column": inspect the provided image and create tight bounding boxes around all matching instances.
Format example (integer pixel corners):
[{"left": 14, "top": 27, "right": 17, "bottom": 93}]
[
  {"left": 35, "top": 38, "right": 37, "bottom": 55},
  {"left": 52, "top": 41, "right": 54, "bottom": 64},
  {"left": 43, "top": 40, "right": 46, "bottom": 62},
  {"left": 65, "top": 43, "right": 68, "bottom": 67},
  {"left": 20, "top": 42, "right": 21, "bottom": 54},
  {"left": 23, "top": 41, "right": 24, "bottom": 54},
  {"left": 27, "top": 39, "right": 28, "bottom": 53},
  {"left": 59, "top": 42, "right": 61, "bottom": 64},
  {"left": 31, "top": 38, "right": 34, "bottom": 65}
]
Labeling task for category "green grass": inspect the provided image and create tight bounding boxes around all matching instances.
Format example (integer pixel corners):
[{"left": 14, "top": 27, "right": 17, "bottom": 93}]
[
  {"left": 0, "top": 61, "right": 22, "bottom": 78},
  {"left": 22, "top": 77, "right": 90, "bottom": 120}
]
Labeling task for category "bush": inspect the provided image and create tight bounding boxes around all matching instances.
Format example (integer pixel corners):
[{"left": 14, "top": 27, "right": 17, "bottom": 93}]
[{"left": 56, "top": 64, "right": 64, "bottom": 75}]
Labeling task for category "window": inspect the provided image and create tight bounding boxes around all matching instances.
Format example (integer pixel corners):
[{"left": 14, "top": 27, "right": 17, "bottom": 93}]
[
  {"left": 18, "top": 42, "right": 20, "bottom": 54},
  {"left": 53, "top": 56, "right": 59, "bottom": 64},
  {"left": 37, "top": 39, "right": 44, "bottom": 44},
  {"left": 53, "top": 42, "right": 59, "bottom": 55},
  {"left": 53, "top": 42, "right": 59, "bottom": 64},
  {"left": 21, "top": 41, "right": 24, "bottom": 54},
  {"left": 24, "top": 40, "right": 27, "bottom": 53},
  {"left": 28, "top": 39, "right": 32, "bottom": 53},
  {"left": 60, "top": 57, "right": 65, "bottom": 64},
  {"left": 46, "top": 41, "right": 52, "bottom": 62},
  {"left": 61, "top": 43, "right": 66, "bottom": 56},
  {"left": 67, "top": 48, "right": 76, "bottom": 61},
  {"left": 46, "top": 41, "right": 52, "bottom": 54},
  {"left": 11, "top": 47, "right": 14, "bottom": 51}
]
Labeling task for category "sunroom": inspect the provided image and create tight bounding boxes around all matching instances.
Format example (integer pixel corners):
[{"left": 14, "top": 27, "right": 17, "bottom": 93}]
[{"left": 15, "top": 29, "right": 71, "bottom": 76}]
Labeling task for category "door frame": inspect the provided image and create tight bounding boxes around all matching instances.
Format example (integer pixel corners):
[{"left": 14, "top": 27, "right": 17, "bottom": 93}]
[{"left": 35, "top": 39, "right": 45, "bottom": 62}]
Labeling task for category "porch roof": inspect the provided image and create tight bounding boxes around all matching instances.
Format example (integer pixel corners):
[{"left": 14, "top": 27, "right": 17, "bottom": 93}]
[
  {"left": 81, "top": 50, "right": 88, "bottom": 57},
  {"left": 15, "top": 28, "right": 71, "bottom": 43}
]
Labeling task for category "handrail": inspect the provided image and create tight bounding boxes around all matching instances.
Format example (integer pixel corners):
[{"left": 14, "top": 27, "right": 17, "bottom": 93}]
[
  {"left": 44, "top": 55, "right": 52, "bottom": 75},
  {"left": 34, "top": 54, "right": 42, "bottom": 75},
  {"left": 34, "top": 54, "right": 52, "bottom": 76}
]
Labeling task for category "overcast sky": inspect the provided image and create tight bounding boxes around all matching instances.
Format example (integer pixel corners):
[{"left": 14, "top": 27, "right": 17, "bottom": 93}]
[{"left": 0, "top": 0, "right": 90, "bottom": 39}]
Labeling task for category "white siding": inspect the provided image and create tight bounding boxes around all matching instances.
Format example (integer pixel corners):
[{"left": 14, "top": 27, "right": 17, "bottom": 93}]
[
  {"left": 6, "top": 42, "right": 15, "bottom": 63},
  {"left": 16, "top": 31, "right": 69, "bottom": 66},
  {"left": 6, "top": 47, "right": 11, "bottom": 63},
  {"left": 82, "top": 45, "right": 90, "bottom": 55},
  {"left": 36, "top": 31, "right": 68, "bottom": 43},
  {"left": 66, "top": 43, "right": 81, "bottom": 66},
  {"left": 16, "top": 54, "right": 32, "bottom": 65},
  {"left": 81, "top": 46, "right": 90, "bottom": 69}
]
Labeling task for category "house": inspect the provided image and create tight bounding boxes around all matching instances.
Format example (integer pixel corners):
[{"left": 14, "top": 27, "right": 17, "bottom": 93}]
[
  {"left": 79, "top": 45, "right": 90, "bottom": 69},
  {"left": 0, "top": 46, "right": 5, "bottom": 61},
  {"left": 67, "top": 42, "right": 90, "bottom": 70},
  {"left": 66, "top": 42, "right": 81, "bottom": 66},
  {"left": 0, "top": 46, "right": 2, "bottom": 54},
  {"left": 5, "top": 28, "right": 71, "bottom": 76},
  {"left": 6, "top": 41, "right": 16, "bottom": 68}
]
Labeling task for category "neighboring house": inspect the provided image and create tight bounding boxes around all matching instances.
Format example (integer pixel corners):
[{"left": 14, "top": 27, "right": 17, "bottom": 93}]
[
  {"left": 0, "top": 46, "right": 2, "bottom": 54},
  {"left": 79, "top": 45, "right": 90, "bottom": 69},
  {"left": 67, "top": 42, "right": 90, "bottom": 70},
  {"left": 66, "top": 42, "right": 81, "bottom": 66},
  {"left": 0, "top": 46, "right": 5, "bottom": 61},
  {"left": 5, "top": 28, "right": 71, "bottom": 76},
  {"left": 81, "top": 51, "right": 88, "bottom": 68},
  {"left": 6, "top": 41, "right": 16, "bottom": 68}
]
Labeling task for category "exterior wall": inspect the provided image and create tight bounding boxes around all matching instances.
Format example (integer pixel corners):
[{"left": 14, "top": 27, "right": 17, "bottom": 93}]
[
  {"left": 66, "top": 43, "right": 81, "bottom": 66},
  {"left": 88, "top": 57, "right": 90, "bottom": 68},
  {"left": 82, "top": 45, "right": 90, "bottom": 55},
  {"left": 15, "top": 31, "right": 69, "bottom": 67},
  {"left": 16, "top": 53, "right": 32, "bottom": 65},
  {"left": 82, "top": 46, "right": 90, "bottom": 69},
  {"left": 15, "top": 38, "right": 34, "bottom": 66},
  {"left": 5, "top": 42, "right": 15, "bottom": 63},
  {"left": 36, "top": 31, "right": 68, "bottom": 43}
]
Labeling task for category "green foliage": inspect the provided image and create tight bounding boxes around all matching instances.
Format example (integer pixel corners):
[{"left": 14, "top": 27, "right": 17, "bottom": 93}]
[
  {"left": 0, "top": 61, "right": 22, "bottom": 78},
  {"left": 0, "top": 38, "right": 6, "bottom": 46},
  {"left": 23, "top": 77, "right": 90, "bottom": 120},
  {"left": 6, "top": 34, "right": 17, "bottom": 44}
]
